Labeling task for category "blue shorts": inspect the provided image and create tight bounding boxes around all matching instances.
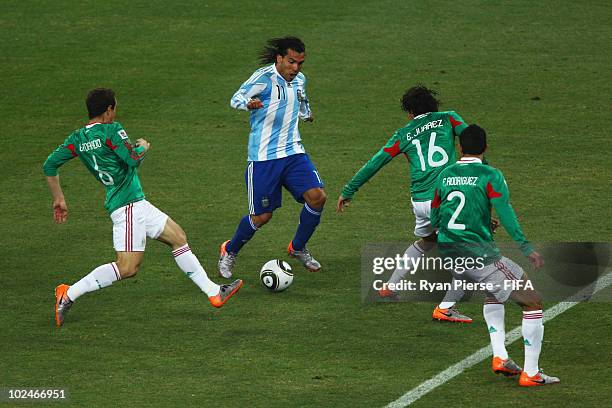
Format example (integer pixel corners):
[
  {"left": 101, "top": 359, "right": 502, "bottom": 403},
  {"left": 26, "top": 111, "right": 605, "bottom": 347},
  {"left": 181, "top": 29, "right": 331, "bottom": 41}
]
[{"left": 245, "top": 154, "right": 324, "bottom": 215}]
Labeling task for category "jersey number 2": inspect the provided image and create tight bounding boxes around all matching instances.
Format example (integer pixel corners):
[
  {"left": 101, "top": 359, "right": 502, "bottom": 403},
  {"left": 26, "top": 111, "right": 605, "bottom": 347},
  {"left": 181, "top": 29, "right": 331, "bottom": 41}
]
[
  {"left": 92, "top": 155, "right": 115, "bottom": 186},
  {"left": 447, "top": 191, "right": 466, "bottom": 230}
]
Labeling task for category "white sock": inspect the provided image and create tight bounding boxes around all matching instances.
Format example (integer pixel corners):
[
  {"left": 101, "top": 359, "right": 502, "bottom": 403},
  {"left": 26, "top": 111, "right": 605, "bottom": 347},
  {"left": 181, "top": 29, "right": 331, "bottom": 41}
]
[
  {"left": 438, "top": 278, "right": 465, "bottom": 309},
  {"left": 388, "top": 242, "right": 425, "bottom": 285},
  {"left": 522, "top": 310, "right": 544, "bottom": 376},
  {"left": 438, "top": 301, "right": 456, "bottom": 309},
  {"left": 67, "top": 262, "right": 121, "bottom": 301},
  {"left": 172, "top": 244, "right": 220, "bottom": 297},
  {"left": 483, "top": 301, "right": 508, "bottom": 359}
]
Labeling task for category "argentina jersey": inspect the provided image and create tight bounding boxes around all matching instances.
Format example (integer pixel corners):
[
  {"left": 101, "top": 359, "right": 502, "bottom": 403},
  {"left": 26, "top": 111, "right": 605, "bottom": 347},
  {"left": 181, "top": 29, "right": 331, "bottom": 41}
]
[{"left": 230, "top": 64, "right": 312, "bottom": 162}]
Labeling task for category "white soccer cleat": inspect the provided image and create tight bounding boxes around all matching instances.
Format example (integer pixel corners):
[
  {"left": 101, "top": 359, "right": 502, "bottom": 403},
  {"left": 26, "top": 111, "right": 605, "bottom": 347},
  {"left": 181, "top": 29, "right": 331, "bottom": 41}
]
[
  {"left": 218, "top": 240, "right": 237, "bottom": 279},
  {"left": 288, "top": 242, "right": 321, "bottom": 272}
]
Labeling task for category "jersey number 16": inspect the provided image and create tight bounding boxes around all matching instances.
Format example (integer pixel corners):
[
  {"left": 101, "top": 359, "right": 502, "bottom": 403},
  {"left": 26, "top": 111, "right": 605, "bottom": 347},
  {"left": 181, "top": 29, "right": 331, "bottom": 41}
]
[{"left": 411, "top": 132, "right": 449, "bottom": 171}]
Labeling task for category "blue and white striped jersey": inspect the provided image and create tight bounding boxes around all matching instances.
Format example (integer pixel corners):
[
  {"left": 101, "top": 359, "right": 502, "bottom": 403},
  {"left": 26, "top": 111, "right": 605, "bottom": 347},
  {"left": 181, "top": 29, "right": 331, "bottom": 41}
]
[{"left": 231, "top": 64, "right": 312, "bottom": 162}]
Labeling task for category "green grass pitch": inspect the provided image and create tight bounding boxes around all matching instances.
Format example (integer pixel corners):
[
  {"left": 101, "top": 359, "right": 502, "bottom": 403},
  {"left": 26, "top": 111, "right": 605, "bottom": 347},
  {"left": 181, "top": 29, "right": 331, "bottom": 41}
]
[{"left": 1, "top": 0, "right": 611, "bottom": 406}]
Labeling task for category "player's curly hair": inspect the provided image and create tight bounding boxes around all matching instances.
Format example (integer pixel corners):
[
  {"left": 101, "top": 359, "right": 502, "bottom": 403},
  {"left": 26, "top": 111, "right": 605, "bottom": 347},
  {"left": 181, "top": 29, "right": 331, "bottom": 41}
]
[
  {"left": 401, "top": 85, "right": 440, "bottom": 115},
  {"left": 259, "top": 36, "right": 305, "bottom": 65},
  {"left": 86, "top": 88, "right": 116, "bottom": 119}
]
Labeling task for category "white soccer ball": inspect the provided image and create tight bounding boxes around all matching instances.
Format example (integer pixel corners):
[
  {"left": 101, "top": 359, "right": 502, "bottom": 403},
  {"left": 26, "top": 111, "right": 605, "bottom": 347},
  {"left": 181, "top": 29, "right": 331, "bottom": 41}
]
[{"left": 260, "top": 259, "right": 294, "bottom": 292}]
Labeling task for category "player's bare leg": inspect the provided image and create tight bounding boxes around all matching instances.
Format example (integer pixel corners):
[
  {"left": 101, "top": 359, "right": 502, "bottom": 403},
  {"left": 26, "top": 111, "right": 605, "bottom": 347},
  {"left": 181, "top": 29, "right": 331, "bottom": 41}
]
[
  {"left": 158, "top": 218, "right": 242, "bottom": 307},
  {"left": 115, "top": 251, "right": 144, "bottom": 279},
  {"left": 510, "top": 275, "right": 559, "bottom": 386},
  {"left": 288, "top": 187, "right": 326, "bottom": 271}
]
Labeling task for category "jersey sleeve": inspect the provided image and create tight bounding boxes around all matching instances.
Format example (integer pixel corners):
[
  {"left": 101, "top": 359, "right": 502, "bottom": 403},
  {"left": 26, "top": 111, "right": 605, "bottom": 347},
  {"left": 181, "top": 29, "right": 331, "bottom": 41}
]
[
  {"left": 341, "top": 132, "right": 401, "bottom": 199},
  {"left": 230, "top": 73, "right": 269, "bottom": 111},
  {"left": 448, "top": 111, "right": 468, "bottom": 136},
  {"left": 106, "top": 123, "right": 146, "bottom": 167},
  {"left": 488, "top": 170, "right": 534, "bottom": 256},
  {"left": 43, "top": 134, "right": 78, "bottom": 176},
  {"left": 430, "top": 188, "right": 442, "bottom": 228},
  {"left": 298, "top": 77, "right": 312, "bottom": 121}
]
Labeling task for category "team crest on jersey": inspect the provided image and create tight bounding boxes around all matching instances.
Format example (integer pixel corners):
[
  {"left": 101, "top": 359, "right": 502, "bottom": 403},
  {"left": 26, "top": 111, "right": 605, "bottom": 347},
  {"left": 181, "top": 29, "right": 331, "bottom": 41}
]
[
  {"left": 118, "top": 129, "right": 128, "bottom": 140},
  {"left": 261, "top": 197, "right": 270, "bottom": 208}
]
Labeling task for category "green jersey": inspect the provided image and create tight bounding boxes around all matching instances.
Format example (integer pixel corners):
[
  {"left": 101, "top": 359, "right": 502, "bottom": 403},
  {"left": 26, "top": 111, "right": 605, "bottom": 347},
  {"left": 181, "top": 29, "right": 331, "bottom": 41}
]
[
  {"left": 43, "top": 122, "right": 147, "bottom": 214},
  {"left": 430, "top": 157, "right": 534, "bottom": 263},
  {"left": 341, "top": 111, "right": 468, "bottom": 202}
]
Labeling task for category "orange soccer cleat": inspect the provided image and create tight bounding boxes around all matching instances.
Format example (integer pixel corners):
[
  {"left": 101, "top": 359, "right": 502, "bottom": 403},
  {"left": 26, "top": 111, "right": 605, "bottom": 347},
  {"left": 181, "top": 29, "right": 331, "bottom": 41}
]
[
  {"left": 519, "top": 370, "right": 560, "bottom": 387},
  {"left": 492, "top": 356, "right": 522, "bottom": 377},
  {"left": 209, "top": 279, "right": 243, "bottom": 308},
  {"left": 378, "top": 288, "right": 400, "bottom": 300},
  {"left": 432, "top": 306, "right": 473, "bottom": 323}
]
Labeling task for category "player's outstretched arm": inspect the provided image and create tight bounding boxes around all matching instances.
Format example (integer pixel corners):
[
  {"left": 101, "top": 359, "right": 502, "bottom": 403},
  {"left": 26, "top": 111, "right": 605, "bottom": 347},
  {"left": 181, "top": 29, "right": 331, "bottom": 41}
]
[
  {"left": 339, "top": 146, "right": 395, "bottom": 207},
  {"left": 46, "top": 176, "right": 68, "bottom": 224}
]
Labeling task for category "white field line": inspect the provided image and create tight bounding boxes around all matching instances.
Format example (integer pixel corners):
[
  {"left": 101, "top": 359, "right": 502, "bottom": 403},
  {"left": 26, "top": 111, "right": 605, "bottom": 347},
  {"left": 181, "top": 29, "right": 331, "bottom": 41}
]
[{"left": 385, "top": 270, "right": 612, "bottom": 408}]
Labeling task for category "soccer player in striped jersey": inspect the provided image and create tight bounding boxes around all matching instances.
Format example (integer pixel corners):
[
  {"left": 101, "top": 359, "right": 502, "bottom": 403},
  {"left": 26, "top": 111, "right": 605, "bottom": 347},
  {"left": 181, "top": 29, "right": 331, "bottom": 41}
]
[
  {"left": 220, "top": 37, "right": 326, "bottom": 277},
  {"left": 336, "top": 85, "right": 472, "bottom": 323},
  {"left": 44, "top": 88, "right": 242, "bottom": 327},
  {"left": 431, "top": 125, "right": 559, "bottom": 386}
]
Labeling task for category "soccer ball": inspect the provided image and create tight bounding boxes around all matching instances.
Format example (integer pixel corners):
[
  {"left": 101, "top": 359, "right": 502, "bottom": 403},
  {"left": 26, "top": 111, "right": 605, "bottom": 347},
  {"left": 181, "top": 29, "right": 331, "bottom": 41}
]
[{"left": 260, "top": 260, "right": 294, "bottom": 292}]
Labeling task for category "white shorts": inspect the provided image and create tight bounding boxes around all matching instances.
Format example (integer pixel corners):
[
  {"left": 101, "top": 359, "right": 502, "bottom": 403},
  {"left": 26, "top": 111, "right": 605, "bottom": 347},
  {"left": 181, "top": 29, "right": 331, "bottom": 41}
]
[
  {"left": 411, "top": 199, "right": 434, "bottom": 238},
  {"left": 110, "top": 200, "right": 169, "bottom": 252},
  {"left": 458, "top": 256, "right": 526, "bottom": 303}
]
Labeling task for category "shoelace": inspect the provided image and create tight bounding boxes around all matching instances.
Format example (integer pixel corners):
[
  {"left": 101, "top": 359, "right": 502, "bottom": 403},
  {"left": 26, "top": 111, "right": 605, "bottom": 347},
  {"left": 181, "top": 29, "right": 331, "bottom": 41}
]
[
  {"left": 221, "top": 281, "right": 238, "bottom": 294},
  {"left": 223, "top": 252, "right": 237, "bottom": 265},
  {"left": 297, "top": 248, "right": 313, "bottom": 260}
]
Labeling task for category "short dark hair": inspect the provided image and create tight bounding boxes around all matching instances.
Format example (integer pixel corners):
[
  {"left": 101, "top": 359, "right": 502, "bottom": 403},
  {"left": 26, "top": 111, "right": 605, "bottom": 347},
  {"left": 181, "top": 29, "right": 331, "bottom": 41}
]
[
  {"left": 86, "top": 88, "right": 116, "bottom": 119},
  {"left": 259, "top": 36, "right": 305, "bottom": 65},
  {"left": 459, "top": 124, "right": 487, "bottom": 155},
  {"left": 401, "top": 85, "right": 440, "bottom": 115}
]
